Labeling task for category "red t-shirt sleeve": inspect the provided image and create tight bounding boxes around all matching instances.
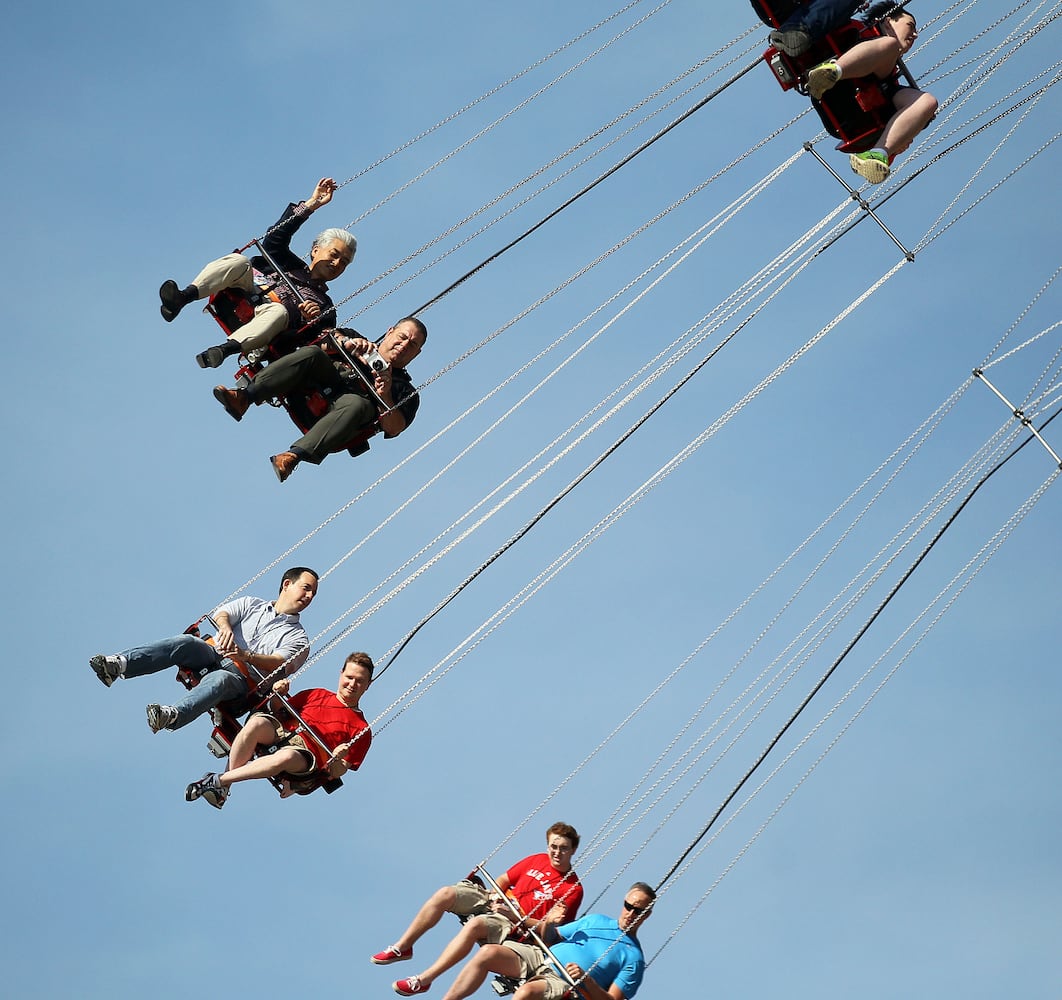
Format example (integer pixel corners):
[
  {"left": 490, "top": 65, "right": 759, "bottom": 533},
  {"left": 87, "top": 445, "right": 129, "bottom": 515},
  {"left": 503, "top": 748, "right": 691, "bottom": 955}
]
[
  {"left": 343, "top": 724, "right": 372, "bottom": 771},
  {"left": 559, "top": 880, "right": 583, "bottom": 919}
]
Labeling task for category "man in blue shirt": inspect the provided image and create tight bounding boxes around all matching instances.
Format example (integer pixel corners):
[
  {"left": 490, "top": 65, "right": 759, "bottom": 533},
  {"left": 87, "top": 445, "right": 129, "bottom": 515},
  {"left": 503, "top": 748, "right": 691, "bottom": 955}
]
[{"left": 436, "top": 883, "right": 655, "bottom": 1000}]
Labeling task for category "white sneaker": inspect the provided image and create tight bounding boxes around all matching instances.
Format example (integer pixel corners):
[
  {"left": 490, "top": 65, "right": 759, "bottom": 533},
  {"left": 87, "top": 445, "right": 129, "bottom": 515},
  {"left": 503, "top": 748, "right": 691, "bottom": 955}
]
[
  {"left": 146, "top": 704, "right": 178, "bottom": 733},
  {"left": 89, "top": 654, "right": 124, "bottom": 687}
]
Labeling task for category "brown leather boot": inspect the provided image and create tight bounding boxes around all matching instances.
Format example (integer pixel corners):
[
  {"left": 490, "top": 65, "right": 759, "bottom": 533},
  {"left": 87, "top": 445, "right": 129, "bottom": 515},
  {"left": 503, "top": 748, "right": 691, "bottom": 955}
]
[
  {"left": 212, "top": 385, "right": 251, "bottom": 422},
  {"left": 270, "top": 451, "right": 300, "bottom": 483}
]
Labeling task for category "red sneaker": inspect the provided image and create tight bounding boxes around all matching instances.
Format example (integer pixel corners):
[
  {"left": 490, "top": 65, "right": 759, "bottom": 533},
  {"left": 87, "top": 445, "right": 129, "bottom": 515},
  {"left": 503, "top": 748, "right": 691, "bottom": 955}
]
[
  {"left": 371, "top": 945, "right": 413, "bottom": 966},
  {"left": 394, "top": 977, "right": 429, "bottom": 996}
]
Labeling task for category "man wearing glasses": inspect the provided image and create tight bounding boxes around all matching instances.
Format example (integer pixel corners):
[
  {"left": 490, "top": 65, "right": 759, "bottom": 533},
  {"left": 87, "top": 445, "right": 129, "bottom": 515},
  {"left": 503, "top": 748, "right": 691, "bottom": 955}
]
[
  {"left": 373, "top": 823, "right": 584, "bottom": 996},
  {"left": 438, "top": 882, "right": 655, "bottom": 1000}
]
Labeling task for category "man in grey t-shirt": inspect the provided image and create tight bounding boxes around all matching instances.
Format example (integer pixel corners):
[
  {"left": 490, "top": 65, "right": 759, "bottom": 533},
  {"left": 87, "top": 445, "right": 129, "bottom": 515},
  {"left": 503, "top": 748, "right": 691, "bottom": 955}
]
[{"left": 89, "top": 567, "right": 318, "bottom": 733}]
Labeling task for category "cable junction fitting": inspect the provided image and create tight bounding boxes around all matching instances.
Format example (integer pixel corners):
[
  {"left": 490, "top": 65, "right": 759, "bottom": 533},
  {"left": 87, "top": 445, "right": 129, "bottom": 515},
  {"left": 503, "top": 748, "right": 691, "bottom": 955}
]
[
  {"left": 803, "top": 141, "right": 915, "bottom": 262},
  {"left": 974, "top": 367, "right": 1062, "bottom": 468}
]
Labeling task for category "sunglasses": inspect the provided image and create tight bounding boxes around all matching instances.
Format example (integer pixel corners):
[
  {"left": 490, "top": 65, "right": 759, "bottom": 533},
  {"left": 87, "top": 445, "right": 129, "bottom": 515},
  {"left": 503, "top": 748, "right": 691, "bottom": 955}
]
[{"left": 623, "top": 900, "right": 651, "bottom": 916}]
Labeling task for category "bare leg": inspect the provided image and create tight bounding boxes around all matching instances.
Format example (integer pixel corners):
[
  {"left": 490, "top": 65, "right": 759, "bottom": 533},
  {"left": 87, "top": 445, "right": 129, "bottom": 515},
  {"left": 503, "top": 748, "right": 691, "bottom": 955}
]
[
  {"left": 836, "top": 36, "right": 902, "bottom": 79},
  {"left": 393, "top": 886, "right": 460, "bottom": 952},
  {"left": 411, "top": 918, "right": 491, "bottom": 988},
  {"left": 879, "top": 88, "right": 938, "bottom": 157},
  {"left": 219, "top": 746, "right": 307, "bottom": 788},
  {"left": 441, "top": 945, "right": 524, "bottom": 1000},
  {"left": 226, "top": 715, "right": 278, "bottom": 771},
  {"left": 512, "top": 982, "right": 550, "bottom": 1000}
]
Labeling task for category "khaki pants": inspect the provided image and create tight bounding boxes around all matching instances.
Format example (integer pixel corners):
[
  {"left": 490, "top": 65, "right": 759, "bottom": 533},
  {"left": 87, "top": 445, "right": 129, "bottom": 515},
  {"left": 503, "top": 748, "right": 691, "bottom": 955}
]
[{"left": 192, "top": 253, "right": 290, "bottom": 350}]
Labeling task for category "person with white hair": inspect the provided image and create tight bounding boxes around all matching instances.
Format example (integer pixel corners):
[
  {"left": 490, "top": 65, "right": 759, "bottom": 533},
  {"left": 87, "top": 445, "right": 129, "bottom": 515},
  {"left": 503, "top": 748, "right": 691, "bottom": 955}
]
[{"left": 159, "top": 176, "right": 357, "bottom": 368}]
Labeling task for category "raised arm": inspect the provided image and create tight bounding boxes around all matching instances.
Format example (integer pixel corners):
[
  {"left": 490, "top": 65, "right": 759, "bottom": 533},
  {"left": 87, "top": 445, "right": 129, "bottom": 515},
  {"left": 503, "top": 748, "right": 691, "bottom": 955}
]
[{"left": 305, "top": 177, "right": 338, "bottom": 212}]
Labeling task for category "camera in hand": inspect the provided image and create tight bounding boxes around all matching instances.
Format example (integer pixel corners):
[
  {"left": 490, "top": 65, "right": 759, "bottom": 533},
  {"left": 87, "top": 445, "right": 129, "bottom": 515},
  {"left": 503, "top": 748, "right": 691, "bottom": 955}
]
[{"left": 361, "top": 345, "right": 388, "bottom": 373}]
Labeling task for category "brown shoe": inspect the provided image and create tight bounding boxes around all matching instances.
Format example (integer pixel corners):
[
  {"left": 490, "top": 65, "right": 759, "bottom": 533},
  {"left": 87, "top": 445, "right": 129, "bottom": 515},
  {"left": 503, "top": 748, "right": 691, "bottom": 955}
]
[
  {"left": 213, "top": 385, "right": 250, "bottom": 421},
  {"left": 270, "top": 451, "right": 300, "bottom": 483}
]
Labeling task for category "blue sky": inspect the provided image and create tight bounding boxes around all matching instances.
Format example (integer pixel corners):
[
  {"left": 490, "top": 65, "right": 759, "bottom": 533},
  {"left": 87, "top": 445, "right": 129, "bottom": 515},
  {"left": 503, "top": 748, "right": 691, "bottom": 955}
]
[{"left": 3, "top": 2, "right": 1060, "bottom": 997}]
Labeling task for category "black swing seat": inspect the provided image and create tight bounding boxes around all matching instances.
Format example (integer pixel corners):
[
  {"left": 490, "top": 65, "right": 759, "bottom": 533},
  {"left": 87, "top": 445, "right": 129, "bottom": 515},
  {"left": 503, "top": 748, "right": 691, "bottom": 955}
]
[
  {"left": 491, "top": 976, "right": 523, "bottom": 997},
  {"left": 201, "top": 708, "right": 344, "bottom": 796},
  {"left": 178, "top": 620, "right": 343, "bottom": 797},
  {"left": 206, "top": 286, "right": 381, "bottom": 460},
  {"left": 753, "top": 2, "right": 902, "bottom": 153}
]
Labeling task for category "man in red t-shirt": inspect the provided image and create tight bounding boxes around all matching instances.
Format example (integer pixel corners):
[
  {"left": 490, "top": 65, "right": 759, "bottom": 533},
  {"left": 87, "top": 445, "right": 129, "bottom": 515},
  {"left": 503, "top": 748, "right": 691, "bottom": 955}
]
[
  {"left": 184, "top": 652, "right": 373, "bottom": 809},
  {"left": 371, "top": 823, "right": 584, "bottom": 996}
]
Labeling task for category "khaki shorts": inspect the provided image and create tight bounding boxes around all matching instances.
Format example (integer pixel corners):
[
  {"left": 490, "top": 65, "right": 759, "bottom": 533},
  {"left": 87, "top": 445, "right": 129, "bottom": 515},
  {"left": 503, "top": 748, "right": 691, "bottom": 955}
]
[
  {"left": 451, "top": 880, "right": 491, "bottom": 915},
  {"left": 451, "top": 881, "right": 516, "bottom": 945},
  {"left": 250, "top": 712, "right": 315, "bottom": 774},
  {"left": 502, "top": 942, "right": 570, "bottom": 1000}
]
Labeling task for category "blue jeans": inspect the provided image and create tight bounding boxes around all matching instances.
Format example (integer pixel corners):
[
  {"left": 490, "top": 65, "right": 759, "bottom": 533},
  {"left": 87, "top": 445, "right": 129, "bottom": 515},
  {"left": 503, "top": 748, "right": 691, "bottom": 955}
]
[
  {"left": 121, "top": 634, "right": 249, "bottom": 730},
  {"left": 784, "top": 0, "right": 863, "bottom": 38}
]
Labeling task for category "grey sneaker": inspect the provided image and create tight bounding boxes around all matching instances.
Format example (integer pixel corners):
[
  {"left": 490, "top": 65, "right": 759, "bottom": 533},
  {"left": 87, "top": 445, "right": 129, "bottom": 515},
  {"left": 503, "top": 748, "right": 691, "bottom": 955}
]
[
  {"left": 146, "top": 704, "right": 178, "bottom": 733},
  {"left": 769, "top": 26, "right": 812, "bottom": 57},
  {"left": 807, "top": 60, "right": 842, "bottom": 100},
  {"left": 186, "top": 772, "right": 228, "bottom": 808},
  {"left": 89, "top": 654, "right": 124, "bottom": 688}
]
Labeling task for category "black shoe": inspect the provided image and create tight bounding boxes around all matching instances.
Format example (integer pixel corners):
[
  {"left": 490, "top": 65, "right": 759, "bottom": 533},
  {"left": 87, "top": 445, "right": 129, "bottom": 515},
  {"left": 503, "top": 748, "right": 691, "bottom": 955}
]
[
  {"left": 769, "top": 27, "right": 812, "bottom": 57},
  {"left": 196, "top": 341, "right": 239, "bottom": 369},
  {"left": 186, "top": 772, "right": 229, "bottom": 809},
  {"left": 160, "top": 279, "right": 191, "bottom": 322}
]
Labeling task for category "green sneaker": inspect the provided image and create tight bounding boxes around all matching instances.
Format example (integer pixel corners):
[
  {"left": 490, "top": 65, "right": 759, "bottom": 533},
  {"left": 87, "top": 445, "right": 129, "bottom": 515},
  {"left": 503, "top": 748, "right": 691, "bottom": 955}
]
[
  {"left": 849, "top": 150, "right": 891, "bottom": 184},
  {"left": 807, "top": 60, "right": 841, "bottom": 100}
]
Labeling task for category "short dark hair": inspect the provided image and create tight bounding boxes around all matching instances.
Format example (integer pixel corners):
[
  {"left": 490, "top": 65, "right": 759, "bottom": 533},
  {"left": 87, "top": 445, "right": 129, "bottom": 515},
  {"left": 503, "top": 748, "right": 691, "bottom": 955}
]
[
  {"left": 280, "top": 566, "right": 319, "bottom": 592},
  {"left": 546, "top": 821, "right": 581, "bottom": 853},
  {"left": 345, "top": 651, "right": 374, "bottom": 680},
  {"left": 396, "top": 316, "right": 428, "bottom": 344},
  {"left": 868, "top": 3, "right": 915, "bottom": 29}
]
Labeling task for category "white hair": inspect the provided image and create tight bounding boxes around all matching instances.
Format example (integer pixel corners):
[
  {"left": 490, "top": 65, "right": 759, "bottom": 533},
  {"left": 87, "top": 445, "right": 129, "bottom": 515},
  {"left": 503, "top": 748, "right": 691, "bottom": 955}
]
[{"left": 312, "top": 228, "right": 357, "bottom": 259}]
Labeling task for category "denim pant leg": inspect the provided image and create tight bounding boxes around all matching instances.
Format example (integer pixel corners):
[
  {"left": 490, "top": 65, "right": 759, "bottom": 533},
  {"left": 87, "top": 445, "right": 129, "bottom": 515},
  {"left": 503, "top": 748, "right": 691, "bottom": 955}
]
[
  {"left": 171, "top": 660, "right": 248, "bottom": 730},
  {"left": 786, "top": 0, "right": 862, "bottom": 37},
  {"left": 122, "top": 634, "right": 221, "bottom": 679}
]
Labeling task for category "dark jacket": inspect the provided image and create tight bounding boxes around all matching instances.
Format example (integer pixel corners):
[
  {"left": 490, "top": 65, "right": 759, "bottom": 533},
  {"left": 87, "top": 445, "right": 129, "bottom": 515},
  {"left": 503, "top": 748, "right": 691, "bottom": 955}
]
[{"left": 251, "top": 202, "right": 336, "bottom": 343}]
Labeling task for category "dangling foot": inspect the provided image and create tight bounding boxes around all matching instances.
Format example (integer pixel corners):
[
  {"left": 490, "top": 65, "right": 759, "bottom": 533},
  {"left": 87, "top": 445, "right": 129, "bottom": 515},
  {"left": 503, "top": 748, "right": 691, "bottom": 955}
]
[
  {"left": 807, "top": 60, "right": 842, "bottom": 100},
  {"left": 185, "top": 772, "right": 229, "bottom": 809},
  {"left": 769, "top": 26, "right": 812, "bottom": 57},
  {"left": 196, "top": 340, "right": 240, "bottom": 369},
  {"left": 160, "top": 280, "right": 196, "bottom": 322},
  {"left": 372, "top": 945, "right": 413, "bottom": 966},
  {"left": 89, "top": 653, "right": 124, "bottom": 687},
  {"left": 849, "top": 149, "right": 891, "bottom": 184},
  {"left": 393, "top": 977, "right": 429, "bottom": 995},
  {"left": 146, "top": 704, "right": 178, "bottom": 733},
  {"left": 270, "top": 451, "right": 300, "bottom": 483},
  {"left": 213, "top": 385, "right": 251, "bottom": 421}
]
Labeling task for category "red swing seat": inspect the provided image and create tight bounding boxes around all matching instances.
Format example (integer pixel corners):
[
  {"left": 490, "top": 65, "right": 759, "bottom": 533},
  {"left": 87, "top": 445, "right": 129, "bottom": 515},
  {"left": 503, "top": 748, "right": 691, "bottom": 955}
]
[
  {"left": 753, "top": 2, "right": 902, "bottom": 153},
  {"left": 206, "top": 287, "right": 381, "bottom": 459},
  {"left": 177, "top": 619, "right": 344, "bottom": 796}
]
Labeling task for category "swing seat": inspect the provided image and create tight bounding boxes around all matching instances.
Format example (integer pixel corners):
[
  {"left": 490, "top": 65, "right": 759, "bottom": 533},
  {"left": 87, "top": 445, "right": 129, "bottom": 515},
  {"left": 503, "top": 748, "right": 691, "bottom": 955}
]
[
  {"left": 204, "top": 287, "right": 381, "bottom": 459},
  {"left": 758, "top": 17, "right": 902, "bottom": 153},
  {"left": 178, "top": 620, "right": 344, "bottom": 797}
]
